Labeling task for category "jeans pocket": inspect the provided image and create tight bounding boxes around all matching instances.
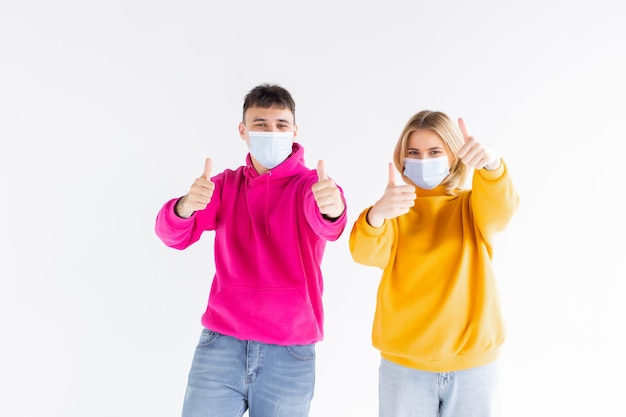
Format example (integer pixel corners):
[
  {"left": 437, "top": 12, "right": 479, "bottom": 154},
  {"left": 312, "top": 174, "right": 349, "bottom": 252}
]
[
  {"left": 286, "top": 344, "right": 316, "bottom": 361},
  {"left": 197, "top": 328, "right": 220, "bottom": 347}
]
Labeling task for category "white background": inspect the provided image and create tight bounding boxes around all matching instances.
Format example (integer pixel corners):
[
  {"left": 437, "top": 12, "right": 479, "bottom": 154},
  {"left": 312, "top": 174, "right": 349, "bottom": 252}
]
[{"left": 1, "top": 1, "right": 625, "bottom": 416}]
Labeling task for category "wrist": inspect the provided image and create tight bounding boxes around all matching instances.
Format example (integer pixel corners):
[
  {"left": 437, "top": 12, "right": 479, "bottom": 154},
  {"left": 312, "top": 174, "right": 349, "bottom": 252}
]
[
  {"left": 174, "top": 197, "right": 193, "bottom": 219},
  {"left": 366, "top": 208, "right": 384, "bottom": 228},
  {"left": 484, "top": 158, "right": 501, "bottom": 171},
  {"left": 323, "top": 205, "right": 345, "bottom": 221}
]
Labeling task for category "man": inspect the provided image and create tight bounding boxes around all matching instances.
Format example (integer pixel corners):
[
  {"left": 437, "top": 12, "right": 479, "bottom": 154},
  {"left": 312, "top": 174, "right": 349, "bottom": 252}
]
[{"left": 155, "top": 83, "right": 347, "bottom": 417}]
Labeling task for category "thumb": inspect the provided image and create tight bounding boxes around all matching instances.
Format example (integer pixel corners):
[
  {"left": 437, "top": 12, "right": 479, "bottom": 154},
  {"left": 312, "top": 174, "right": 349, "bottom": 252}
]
[
  {"left": 458, "top": 117, "right": 471, "bottom": 142},
  {"left": 388, "top": 162, "right": 397, "bottom": 186},
  {"left": 203, "top": 157, "right": 213, "bottom": 180},
  {"left": 316, "top": 160, "right": 327, "bottom": 182}
]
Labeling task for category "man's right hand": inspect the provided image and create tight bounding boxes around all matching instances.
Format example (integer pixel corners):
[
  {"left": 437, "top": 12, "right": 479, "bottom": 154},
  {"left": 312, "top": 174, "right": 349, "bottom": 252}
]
[
  {"left": 175, "top": 158, "right": 215, "bottom": 219},
  {"left": 366, "top": 162, "right": 416, "bottom": 227}
]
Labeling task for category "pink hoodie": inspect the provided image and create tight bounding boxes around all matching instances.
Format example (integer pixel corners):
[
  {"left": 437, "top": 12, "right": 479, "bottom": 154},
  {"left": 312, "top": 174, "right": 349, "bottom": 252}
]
[{"left": 155, "top": 143, "right": 347, "bottom": 345}]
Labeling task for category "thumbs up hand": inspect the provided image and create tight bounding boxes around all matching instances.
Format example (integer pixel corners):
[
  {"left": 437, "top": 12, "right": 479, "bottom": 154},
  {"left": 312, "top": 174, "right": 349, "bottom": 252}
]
[
  {"left": 175, "top": 158, "right": 216, "bottom": 218},
  {"left": 457, "top": 118, "right": 501, "bottom": 170},
  {"left": 311, "top": 160, "right": 345, "bottom": 220},
  {"left": 366, "top": 163, "right": 416, "bottom": 227}
]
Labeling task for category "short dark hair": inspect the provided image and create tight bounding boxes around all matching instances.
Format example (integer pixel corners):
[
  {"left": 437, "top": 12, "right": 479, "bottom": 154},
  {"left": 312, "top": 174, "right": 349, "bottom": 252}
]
[{"left": 242, "top": 83, "right": 296, "bottom": 122}]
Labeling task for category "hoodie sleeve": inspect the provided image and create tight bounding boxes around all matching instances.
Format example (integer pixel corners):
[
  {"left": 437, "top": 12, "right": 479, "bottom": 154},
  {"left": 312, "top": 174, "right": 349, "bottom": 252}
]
[
  {"left": 470, "top": 160, "right": 520, "bottom": 241},
  {"left": 348, "top": 208, "right": 395, "bottom": 269},
  {"left": 154, "top": 198, "right": 201, "bottom": 250}
]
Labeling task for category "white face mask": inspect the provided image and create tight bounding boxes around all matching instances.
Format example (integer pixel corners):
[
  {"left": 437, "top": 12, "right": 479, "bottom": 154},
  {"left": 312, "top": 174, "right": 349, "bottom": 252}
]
[
  {"left": 248, "top": 131, "right": 294, "bottom": 169},
  {"left": 403, "top": 156, "right": 450, "bottom": 190}
]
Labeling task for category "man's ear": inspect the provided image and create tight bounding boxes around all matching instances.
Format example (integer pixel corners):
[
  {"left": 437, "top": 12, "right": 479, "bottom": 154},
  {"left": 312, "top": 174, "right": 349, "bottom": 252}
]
[{"left": 238, "top": 122, "right": 246, "bottom": 140}]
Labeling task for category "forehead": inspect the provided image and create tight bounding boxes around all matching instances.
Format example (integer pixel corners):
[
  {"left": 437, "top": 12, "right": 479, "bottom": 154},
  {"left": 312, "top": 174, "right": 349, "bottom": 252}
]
[
  {"left": 244, "top": 105, "right": 294, "bottom": 123},
  {"left": 407, "top": 129, "right": 444, "bottom": 148}
]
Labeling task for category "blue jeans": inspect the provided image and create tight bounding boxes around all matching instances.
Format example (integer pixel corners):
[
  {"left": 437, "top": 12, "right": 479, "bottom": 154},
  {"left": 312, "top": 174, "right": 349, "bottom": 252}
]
[
  {"left": 379, "top": 358, "right": 501, "bottom": 417},
  {"left": 181, "top": 329, "right": 316, "bottom": 417}
]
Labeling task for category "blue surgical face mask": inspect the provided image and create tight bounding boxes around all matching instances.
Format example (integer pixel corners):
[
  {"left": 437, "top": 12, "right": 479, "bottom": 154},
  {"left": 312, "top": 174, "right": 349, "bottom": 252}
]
[
  {"left": 403, "top": 156, "right": 450, "bottom": 190},
  {"left": 248, "top": 131, "right": 294, "bottom": 169}
]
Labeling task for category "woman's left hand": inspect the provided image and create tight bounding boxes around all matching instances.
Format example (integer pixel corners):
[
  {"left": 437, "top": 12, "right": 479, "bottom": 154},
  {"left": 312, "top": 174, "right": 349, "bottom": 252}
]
[{"left": 457, "top": 118, "right": 501, "bottom": 170}]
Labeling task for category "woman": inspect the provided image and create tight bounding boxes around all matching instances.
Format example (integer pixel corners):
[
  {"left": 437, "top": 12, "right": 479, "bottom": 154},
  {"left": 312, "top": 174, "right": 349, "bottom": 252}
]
[{"left": 349, "top": 110, "right": 519, "bottom": 417}]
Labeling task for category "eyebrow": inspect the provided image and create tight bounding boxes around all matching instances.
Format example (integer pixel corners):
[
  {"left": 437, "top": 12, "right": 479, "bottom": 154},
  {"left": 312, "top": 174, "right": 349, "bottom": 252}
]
[
  {"left": 407, "top": 146, "right": 444, "bottom": 151},
  {"left": 251, "top": 117, "right": 292, "bottom": 124}
]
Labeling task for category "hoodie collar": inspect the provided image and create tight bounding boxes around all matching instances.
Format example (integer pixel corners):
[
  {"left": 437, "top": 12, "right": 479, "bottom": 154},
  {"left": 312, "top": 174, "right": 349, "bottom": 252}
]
[{"left": 244, "top": 142, "right": 307, "bottom": 180}]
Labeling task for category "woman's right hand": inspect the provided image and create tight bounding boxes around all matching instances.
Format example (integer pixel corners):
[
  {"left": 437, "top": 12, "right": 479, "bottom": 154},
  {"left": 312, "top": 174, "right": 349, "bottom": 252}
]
[{"left": 367, "top": 163, "right": 416, "bottom": 227}]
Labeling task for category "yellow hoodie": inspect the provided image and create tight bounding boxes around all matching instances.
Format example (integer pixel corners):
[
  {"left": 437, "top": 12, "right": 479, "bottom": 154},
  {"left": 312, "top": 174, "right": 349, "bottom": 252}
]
[{"left": 349, "top": 162, "right": 519, "bottom": 372}]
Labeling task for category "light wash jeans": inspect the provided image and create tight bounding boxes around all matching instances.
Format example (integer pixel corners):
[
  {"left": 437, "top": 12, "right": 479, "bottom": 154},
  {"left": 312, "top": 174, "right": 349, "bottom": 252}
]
[
  {"left": 181, "top": 329, "right": 315, "bottom": 417},
  {"left": 379, "top": 358, "right": 501, "bottom": 417}
]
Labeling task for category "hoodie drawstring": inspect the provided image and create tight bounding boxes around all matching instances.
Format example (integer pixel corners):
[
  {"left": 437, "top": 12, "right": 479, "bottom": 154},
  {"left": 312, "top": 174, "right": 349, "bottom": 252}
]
[{"left": 265, "top": 171, "right": 271, "bottom": 236}]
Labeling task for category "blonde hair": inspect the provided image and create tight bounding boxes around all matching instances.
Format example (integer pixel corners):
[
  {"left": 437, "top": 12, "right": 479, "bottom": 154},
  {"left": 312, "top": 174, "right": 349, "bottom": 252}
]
[{"left": 393, "top": 110, "right": 469, "bottom": 195}]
